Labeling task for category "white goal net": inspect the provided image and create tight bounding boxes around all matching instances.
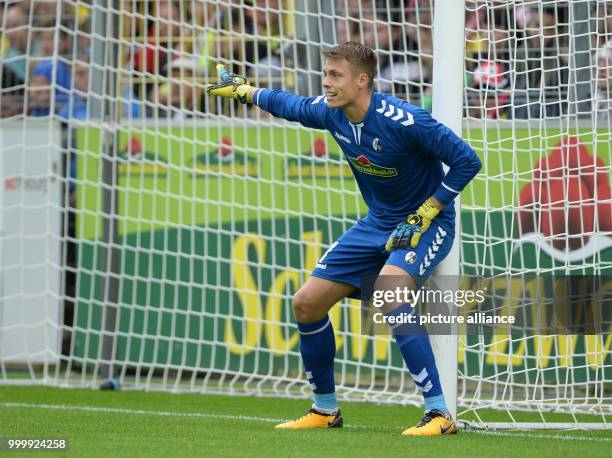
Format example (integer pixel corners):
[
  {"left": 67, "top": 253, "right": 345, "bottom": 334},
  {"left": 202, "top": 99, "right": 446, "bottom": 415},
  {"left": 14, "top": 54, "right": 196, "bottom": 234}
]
[
  {"left": 0, "top": 0, "right": 610, "bottom": 430},
  {"left": 459, "top": 0, "right": 611, "bottom": 429}
]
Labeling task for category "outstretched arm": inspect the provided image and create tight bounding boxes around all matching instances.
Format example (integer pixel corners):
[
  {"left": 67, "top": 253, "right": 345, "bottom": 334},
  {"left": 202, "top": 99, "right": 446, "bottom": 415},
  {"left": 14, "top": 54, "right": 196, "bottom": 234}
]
[
  {"left": 251, "top": 89, "right": 328, "bottom": 130},
  {"left": 205, "top": 64, "right": 328, "bottom": 130},
  {"left": 205, "top": 64, "right": 256, "bottom": 104}
]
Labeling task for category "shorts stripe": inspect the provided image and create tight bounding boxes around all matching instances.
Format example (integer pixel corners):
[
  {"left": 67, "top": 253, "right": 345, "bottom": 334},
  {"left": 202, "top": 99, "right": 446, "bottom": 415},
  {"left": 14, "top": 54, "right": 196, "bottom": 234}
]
[{"left": 418, "top": 227, "right": 447, "bottom": 276}]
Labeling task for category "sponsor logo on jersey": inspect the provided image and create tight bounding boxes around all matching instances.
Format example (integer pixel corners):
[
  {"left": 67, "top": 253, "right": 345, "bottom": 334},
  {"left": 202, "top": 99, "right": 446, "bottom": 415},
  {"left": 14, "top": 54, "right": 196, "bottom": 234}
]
[
  {"left": 347, "top": 154, "right": 398, "bottom": 177},
  {"left": 372, "top": 138, "right": 383, "bottom": 152},
  {"left": 335, "top": 131, "right": 352, "bottom": 144}
]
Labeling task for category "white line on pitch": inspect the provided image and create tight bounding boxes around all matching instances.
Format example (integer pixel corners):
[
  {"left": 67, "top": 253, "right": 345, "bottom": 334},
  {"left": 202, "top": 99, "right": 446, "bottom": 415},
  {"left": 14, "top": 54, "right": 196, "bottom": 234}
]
[
  {"left": 1, "top": 402, "right": 287, "bottom": 425},
  {"left": 0, "top": 401, "right": 363, "bottom": 429},
  {"left": 468, "top": 429, "right": 612, "bottom": 443},
  {"left": 2, "top": 402, "right": 611, "bottom": 442}
]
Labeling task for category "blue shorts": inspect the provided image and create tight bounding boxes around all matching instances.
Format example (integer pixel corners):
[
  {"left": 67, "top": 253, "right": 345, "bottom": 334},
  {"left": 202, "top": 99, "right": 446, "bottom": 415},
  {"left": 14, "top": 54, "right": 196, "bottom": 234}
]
[{"left": 312, "top": 216, "right": 455, "bottom": 299}]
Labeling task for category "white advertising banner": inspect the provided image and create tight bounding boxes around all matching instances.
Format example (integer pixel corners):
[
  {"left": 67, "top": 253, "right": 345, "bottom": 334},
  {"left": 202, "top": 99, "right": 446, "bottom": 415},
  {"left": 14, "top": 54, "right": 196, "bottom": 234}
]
[{"left": 0, "top": 119, "right": 62, "bottom": 364}]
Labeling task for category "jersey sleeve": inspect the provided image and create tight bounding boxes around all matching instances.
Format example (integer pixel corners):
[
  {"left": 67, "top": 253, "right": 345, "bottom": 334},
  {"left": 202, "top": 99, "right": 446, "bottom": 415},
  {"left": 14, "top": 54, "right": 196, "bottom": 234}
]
[
  {"left": 400, "top": 106, "right": 482, "bottom": 206},
  {"left": 252, "top": 89, "right": 328, "bottom": 130}
]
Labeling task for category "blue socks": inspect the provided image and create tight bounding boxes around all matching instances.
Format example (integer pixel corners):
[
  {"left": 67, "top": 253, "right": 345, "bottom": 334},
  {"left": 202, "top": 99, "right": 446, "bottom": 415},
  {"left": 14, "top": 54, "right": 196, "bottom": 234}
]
[
  {"left": 386, "top": 305, "right": 448, "bottom": 413},
  {"left": 297, "top": 308, "right": 446, "bottom": 415},
  {"left": 297, "top": 316, "right": 337, "bottom": 412}
]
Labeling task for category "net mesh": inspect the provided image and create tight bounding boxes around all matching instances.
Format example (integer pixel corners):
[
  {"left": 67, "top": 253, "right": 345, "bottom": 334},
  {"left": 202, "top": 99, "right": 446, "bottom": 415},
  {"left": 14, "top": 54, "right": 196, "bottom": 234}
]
[{"left": 459, "top": 0, "right": 611, "bottom": 426}]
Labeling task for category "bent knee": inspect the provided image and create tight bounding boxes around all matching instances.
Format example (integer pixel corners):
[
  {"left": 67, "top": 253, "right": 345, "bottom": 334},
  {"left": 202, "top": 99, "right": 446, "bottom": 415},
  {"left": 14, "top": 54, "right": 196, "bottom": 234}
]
[{"left": 292, "top": 289, "right": 323, "bottom": 323}]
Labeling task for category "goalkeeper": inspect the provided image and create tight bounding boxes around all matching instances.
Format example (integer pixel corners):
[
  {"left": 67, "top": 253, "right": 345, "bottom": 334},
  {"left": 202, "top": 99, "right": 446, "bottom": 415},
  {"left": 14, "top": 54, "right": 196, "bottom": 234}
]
[{"left": 206, "top": 42, "right": 481, "bottom": 436}]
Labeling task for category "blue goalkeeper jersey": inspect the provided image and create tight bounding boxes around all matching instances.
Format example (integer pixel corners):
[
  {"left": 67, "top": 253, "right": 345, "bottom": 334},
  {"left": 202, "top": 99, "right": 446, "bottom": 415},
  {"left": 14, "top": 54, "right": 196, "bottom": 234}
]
[{"left": 253, "top": 89, "right": 482, "bottom": 228}]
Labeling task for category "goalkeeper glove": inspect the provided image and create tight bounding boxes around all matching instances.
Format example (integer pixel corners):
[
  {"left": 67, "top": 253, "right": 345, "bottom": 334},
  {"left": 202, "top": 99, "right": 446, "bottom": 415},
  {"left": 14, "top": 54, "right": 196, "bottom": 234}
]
[
  {"left": 205, "top": 64, "right": 254, "bottom": 104},
  {"left": 385, "top": 198, "right": 440, "bottom": 251}
]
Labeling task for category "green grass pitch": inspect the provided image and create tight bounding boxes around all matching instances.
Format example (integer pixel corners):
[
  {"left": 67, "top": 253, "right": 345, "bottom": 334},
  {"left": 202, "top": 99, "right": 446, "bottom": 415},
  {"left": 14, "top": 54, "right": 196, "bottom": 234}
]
[{"left": 1, "top": 386, "right": 610, "bottom": 457}]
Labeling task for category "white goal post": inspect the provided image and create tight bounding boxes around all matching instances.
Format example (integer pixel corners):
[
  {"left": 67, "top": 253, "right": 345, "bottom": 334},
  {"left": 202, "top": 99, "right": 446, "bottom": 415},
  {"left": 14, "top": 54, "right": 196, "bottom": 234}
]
[
  {"left": 429, "top": 0, "right": 466, "bottom": 423},
  {"left": 0, "top": 0, "right": 610, "bottom": 431}
]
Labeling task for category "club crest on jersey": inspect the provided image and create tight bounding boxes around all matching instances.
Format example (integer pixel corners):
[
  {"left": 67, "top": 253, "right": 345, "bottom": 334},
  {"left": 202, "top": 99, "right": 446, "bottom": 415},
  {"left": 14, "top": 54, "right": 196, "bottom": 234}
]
[
  {"left": 347, "top": 154, "right": 398, "bottom": 177},
  {"left": 372, "top": 138, "right": 383, "bottom": 152},
  {"left": 405, "top": 251, "right": 417, "bottom": 264}
]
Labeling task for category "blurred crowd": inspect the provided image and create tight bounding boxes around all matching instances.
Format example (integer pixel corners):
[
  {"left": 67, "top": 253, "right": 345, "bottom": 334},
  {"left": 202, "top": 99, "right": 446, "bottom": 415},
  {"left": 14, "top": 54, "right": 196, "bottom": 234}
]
[
  {"left": 0, "top": 0, "right": 610, "bottom": 121},
  {"left": 334, "top": 0, "right": 611, "bottom": 119},
  {"left": 462, "top": 0, "right": 611, "bottom": 119},
  {"left": 1, "top": 0, "right": 90, "bottom": 118},
  {"left": 0, "top": 0, "right": 288, "bottom": 120}
]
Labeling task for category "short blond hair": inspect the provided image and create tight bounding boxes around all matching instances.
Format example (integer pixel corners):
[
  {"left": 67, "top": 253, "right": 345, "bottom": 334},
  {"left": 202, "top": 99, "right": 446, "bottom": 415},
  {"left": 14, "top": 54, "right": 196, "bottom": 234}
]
[{"left": 322, "top": 42, "right": 378, "bottom": 88}]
